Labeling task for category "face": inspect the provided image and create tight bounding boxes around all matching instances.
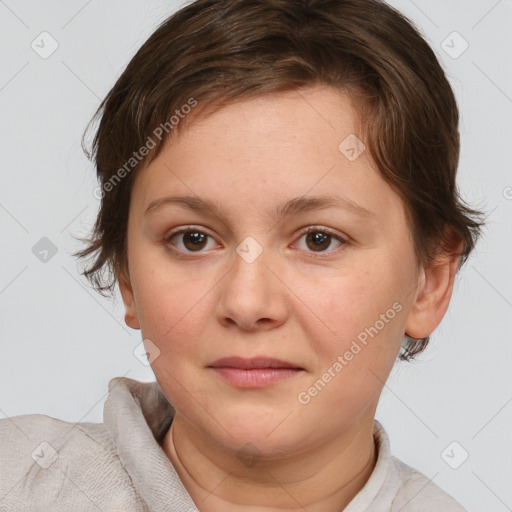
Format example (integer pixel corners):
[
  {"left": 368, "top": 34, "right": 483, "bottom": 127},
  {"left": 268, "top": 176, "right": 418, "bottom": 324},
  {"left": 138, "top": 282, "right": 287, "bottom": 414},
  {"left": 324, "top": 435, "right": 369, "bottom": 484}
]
[{"left": 120, "top": 85, "right": 431, "bottom": 458}]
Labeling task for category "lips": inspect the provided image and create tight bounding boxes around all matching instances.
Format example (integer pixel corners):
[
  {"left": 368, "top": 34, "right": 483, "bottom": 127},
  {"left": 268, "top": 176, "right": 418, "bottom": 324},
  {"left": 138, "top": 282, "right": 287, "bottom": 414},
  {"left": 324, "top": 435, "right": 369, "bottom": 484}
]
[
  {"left": 208, "top": 357, "right": 304, "bottom": 388},
  {"left": 208, "top": 356, "right": 303, "bottom": 370}
]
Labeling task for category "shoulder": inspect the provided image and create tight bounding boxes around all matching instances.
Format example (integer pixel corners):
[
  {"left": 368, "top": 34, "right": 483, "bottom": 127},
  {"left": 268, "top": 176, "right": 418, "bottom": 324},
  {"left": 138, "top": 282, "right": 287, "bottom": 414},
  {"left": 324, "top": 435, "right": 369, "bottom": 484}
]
[
  {"left": 0, "top": 413, "right": 146, "bottom": 511},
  {"left": 389, "top": 456, "right": 467, "bottom": 511}
]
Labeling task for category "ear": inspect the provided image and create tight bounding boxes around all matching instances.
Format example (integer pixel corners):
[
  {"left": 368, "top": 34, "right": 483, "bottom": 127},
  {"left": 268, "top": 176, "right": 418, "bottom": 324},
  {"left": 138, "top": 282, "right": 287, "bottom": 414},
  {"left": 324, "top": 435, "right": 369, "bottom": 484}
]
[
  {"left": 118, "top": 268, "right": 141, "bottom": 330},
  {"left": 405, "top": 240, "right": 463, "bottom": 339}
]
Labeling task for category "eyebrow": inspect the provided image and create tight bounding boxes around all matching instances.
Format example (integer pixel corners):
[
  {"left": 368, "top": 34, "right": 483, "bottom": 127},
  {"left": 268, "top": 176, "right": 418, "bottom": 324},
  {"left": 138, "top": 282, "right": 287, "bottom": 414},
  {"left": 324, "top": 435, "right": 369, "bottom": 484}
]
[{"left": 144, "top": 194, "right": 376, "bottom": 220}]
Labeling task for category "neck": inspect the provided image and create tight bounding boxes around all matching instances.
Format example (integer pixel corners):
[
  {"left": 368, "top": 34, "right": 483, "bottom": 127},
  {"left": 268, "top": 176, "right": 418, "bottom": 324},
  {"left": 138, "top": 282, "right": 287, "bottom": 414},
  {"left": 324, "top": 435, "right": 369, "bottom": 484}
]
[{"left": 162, "top": 414, "right": 378, "bottom": 512}]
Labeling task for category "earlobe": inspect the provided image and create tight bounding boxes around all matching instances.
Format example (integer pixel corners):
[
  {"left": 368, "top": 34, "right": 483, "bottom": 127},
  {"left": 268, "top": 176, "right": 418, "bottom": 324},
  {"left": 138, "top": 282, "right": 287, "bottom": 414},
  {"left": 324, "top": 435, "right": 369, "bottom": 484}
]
[
  {"left": 118, "top": 272, "right": 141, "bottom": 330},
  {"left": 404, "top": 244, "right": 462, "bottom": 340}
]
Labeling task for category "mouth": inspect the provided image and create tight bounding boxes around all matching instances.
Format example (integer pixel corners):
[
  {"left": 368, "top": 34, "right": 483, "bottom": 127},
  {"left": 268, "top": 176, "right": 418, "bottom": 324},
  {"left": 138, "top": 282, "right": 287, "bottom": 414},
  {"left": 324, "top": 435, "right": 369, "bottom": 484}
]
[{"left": 207, "top": 357, "right": 305, "bottom": 388}]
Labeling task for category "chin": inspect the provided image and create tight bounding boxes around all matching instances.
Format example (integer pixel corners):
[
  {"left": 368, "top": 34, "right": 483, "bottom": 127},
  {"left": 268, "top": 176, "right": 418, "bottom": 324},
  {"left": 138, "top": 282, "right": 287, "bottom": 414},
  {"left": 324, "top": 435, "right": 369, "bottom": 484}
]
[
  {"left": 222, "top": 429, "right": 304, "bottom": 462},
  {"left": 195, "top": 405, "right": 312, "bottom": 460}
]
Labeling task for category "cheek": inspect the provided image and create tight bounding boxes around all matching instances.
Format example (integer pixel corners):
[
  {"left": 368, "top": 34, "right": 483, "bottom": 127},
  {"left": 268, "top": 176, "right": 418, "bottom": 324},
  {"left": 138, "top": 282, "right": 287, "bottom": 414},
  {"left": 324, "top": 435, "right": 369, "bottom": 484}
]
[
  {"left": 297, "top": 266, "right": 402, "bottom": 353},
  {"left": 131, "top": 259, "right": 216, "bottom": 371},
  {"left": 294, "top": 266, "right": 407, "bottom": 405},
  {"left": 133, "top": 268, "right": 216, "bottom": 412}
]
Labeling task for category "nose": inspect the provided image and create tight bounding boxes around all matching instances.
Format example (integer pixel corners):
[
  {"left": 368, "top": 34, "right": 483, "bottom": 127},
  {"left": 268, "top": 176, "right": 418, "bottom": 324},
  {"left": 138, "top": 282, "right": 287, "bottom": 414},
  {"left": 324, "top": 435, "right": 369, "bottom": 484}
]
[{"left": 216, "top": 244, "right": 289, "bottom": 332}]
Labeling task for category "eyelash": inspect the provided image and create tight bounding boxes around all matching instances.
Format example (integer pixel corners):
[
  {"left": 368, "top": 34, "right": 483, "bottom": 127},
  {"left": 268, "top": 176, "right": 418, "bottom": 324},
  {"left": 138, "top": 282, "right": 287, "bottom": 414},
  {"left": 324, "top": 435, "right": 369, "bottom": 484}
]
[{"left": 164, "top": 225, "right": 349, "bottom": 258}]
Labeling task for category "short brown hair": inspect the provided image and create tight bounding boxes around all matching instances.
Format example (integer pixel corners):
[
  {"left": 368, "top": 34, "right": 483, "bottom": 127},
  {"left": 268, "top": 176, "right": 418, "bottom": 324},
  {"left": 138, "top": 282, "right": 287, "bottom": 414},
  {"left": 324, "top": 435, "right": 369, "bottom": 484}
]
[{"left": 75, "top": 0, "right": 486, "bottom": 360}]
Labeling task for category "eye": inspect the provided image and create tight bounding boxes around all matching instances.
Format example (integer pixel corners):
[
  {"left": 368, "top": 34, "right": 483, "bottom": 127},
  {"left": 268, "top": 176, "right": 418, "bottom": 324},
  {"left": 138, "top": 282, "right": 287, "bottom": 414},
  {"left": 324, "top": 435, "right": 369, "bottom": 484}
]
[
  {"left": 166, "top": 228, "right": 218, "bottom": 253},
  {"left": 294, "top": 227, "right": 346, "bottom": 253},
  {"left": 165, "top": 226, "right": 347, "bottom": 255}
]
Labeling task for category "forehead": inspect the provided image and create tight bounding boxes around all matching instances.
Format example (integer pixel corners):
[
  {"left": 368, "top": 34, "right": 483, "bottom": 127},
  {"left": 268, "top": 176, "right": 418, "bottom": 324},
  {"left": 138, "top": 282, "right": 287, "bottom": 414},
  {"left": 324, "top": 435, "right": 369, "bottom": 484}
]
[
  {"left": 173, "top": 86, "right": 363, "bottom": 159},
  {"left": 132, "top": 85, "right": 406, "bottom": 229}
]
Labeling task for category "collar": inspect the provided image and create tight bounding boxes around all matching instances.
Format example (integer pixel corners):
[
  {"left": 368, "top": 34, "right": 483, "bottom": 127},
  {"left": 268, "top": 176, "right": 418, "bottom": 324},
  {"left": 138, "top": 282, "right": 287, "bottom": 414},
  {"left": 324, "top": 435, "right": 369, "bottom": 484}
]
[{"left": 104, "top": 376, "right": 196, "bottom": 511}]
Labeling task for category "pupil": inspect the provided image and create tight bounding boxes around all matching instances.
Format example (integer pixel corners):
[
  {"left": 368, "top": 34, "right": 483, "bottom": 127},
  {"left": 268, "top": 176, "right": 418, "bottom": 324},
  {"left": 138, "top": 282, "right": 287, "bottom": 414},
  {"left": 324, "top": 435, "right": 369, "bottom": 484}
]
[
  {"left": 307, "top": 232, "right": 330, "bottom": 251},
  {"left": 184, "top": 232, "right": 206, "bottom": 251}
]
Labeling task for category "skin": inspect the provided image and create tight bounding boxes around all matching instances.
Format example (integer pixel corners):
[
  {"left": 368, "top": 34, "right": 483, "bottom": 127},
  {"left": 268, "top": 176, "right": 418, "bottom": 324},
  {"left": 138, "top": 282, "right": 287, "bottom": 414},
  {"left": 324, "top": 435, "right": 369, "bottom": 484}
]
[{"left": 119, "top": 84, "right": 461, "bottom": 511}]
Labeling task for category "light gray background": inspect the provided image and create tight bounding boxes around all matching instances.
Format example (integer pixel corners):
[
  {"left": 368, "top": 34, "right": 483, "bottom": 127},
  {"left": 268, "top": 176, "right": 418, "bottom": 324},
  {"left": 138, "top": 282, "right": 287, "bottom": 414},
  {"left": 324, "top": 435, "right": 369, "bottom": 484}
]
[{"left": 0, "top": 1, "right": 511, "bottom": 510}]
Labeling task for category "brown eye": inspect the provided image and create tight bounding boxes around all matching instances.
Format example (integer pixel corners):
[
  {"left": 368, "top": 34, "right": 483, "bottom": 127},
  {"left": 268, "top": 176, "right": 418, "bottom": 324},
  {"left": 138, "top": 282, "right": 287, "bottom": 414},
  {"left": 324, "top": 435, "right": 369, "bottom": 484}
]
[
  {"left": 295, "top": 229, "right": 344, "bottom": 253},
  {"left": 182, "top": 231, "right": 207, "bottom": 251},
  {"left": 167, "top": 230, "right": 216, "bottom": 252},
  {"left": 305, "top": 231, "right": 332, "bottom": 251}
]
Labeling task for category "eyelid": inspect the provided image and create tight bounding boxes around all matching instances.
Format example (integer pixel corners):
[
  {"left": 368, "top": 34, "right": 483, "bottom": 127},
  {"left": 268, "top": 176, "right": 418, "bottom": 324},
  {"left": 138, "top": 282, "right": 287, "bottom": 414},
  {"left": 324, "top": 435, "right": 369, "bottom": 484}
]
[
  {"left": 294, "top": 225, "right": 348, "bottom": 243},
  {"left": 165, "top": 225, "right": 216, "bottom": 241}
]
